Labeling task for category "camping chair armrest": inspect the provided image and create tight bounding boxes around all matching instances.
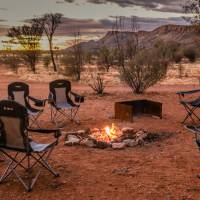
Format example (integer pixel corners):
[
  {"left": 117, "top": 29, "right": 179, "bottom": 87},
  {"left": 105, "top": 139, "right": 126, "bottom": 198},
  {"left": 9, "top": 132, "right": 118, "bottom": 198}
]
[
  {"left": 28, "top": 96, "right": 46, "bottom": 107},
  {"left": 27, "top": 128, "right": 62, "bottom": 138},
  {"left": 8, "top": 96, "right": 12, "bottom": 100},
  {"left": 47, "top": 93, "right": 56, "bottom": 105},
  {"left": 70, "top": 91, "right": 84, "bottom": 103},
  {"left": 176, "top": 89, "right": 200, "bottom": 97}
]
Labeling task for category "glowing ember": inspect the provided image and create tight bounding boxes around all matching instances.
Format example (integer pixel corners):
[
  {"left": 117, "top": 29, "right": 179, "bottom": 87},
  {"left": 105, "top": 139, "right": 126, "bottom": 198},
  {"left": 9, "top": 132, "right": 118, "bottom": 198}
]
[{"left": 90, "top": 123, "right": 122, "bottom": 143}]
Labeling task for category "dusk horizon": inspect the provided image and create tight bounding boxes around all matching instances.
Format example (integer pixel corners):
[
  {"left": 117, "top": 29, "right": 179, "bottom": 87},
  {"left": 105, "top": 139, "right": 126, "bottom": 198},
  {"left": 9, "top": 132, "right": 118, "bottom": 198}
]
[{"left": 0, "top": 0, "right": 188, "bottom": 50}]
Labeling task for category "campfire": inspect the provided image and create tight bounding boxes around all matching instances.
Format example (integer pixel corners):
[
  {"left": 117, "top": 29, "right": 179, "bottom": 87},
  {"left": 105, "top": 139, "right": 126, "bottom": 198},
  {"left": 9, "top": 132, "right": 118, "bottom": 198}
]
[
  {"left": 64, "top": 123, "right": 163, "bottom": 149},
  {"left": 89, "top": 123, "right": 122, "bottom": 143}
]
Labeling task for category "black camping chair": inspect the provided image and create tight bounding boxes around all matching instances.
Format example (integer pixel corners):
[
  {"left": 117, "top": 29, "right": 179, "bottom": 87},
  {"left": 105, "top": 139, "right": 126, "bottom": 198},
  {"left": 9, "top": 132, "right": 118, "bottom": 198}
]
[
  {"left": 49, "top": 79, "right": 84, "bottom": 125},
  {"left": 8, "top": 82, "right": 46, "bottom": 128},
  {"left": 0, "top": 100, "right": 61, "bottom": 191},
  {"left": 177, "top": 89, "right": 200, "bottom": 124},
  {"left": 185, "top": 125, "right": 200, "bottom": 178}
]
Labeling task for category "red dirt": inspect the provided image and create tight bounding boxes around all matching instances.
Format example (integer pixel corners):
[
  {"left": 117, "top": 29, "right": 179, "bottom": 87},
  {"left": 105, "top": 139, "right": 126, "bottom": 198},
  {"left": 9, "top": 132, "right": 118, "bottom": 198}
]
[{"left": 0, "top": 74, "right": 200, "bottom": 200}]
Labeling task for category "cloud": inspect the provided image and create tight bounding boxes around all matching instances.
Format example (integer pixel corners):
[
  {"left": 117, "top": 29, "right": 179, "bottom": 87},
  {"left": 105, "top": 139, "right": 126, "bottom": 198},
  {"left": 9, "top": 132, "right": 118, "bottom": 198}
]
[
  {"left": 55, "top": 16, "right": 188, "bottom": 37},
  {"left": 64, "top": 0, "right": 75, "bottom": 2},
  {"left": 12, "top": 15, "right": 188, "bottom": 38},
  {"left": 55, "top": 17, "right": 112, "bottom": 36},
  {"left": 64, "top": 0, "right": 183, "bottom": 13}
]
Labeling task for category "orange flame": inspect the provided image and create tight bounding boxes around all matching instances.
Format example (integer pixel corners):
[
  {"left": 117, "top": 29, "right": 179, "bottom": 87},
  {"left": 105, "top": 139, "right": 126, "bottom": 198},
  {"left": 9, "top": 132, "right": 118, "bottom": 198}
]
[{"left": 90, "top": 123, "right": 121, "bottom": 143}]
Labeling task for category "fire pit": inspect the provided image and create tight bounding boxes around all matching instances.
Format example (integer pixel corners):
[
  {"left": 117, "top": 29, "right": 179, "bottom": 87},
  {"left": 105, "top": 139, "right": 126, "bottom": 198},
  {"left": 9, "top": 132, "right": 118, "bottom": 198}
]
[
  {"left": 64, "top": 124, "right": 157, "bottom": 149},
  {"left": 115, "top": 99, "right": 162, "bottom": 122}
]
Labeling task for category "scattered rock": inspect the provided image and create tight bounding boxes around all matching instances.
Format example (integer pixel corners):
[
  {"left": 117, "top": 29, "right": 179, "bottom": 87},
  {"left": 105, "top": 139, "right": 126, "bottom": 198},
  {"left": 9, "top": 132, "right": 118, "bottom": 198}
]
[
  {"left": 112, "top": 142, "right": 126, "bottom": 149},
  {"left": 123, "top": 139, "right": 138, "bottom": 147},
  {"left": 121, "top": 127, "right": 134, "bottom": 134},
  {"left": 136, "top": 130, "right": 148, "bottom": 140},
  {"left": 64, "top": 135, "right": 81, "bottom": 146},
  {"left": 77, "top": 130, "right": 86, "bottom": 135},
  {"left": 80, "top": 138, "right": 96, "bottom": 148}
]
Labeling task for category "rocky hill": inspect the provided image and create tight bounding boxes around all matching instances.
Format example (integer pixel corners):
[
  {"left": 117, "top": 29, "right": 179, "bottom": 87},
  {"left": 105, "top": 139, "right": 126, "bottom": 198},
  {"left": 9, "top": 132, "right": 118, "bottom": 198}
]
[{"left": 65, "top": 24, "right": 198, "bottom": 52}]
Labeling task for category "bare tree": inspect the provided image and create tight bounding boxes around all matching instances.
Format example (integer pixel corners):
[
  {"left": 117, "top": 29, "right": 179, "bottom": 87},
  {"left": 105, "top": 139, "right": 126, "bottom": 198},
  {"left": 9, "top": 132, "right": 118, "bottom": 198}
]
[
  {"left": 112, "top": 16, "right": 139, "bottom": 69},
  {"left": 61, "top": 30, "right": 84, "bottom": 80},
  {"left": 184, "top": 0, "right": 200, "bottom": 26},
  {"left": 7, "top": 22, "right": 43, "bottom": 73},
  {"left": 71, "top": 30, "right": 84, "bottom": 81},
  {"left": 33, "top": 13, "right": 62, "bottom": 72}
]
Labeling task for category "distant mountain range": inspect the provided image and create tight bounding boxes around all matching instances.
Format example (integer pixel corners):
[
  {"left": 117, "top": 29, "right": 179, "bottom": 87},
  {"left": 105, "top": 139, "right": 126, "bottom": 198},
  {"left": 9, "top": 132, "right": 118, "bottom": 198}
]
[{"left": 65, "top": 24, "right": 199, "bottom": 52}]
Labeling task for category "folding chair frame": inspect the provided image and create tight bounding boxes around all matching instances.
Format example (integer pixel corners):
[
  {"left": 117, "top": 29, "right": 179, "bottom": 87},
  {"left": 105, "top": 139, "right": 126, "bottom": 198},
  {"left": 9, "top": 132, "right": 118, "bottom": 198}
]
[
  {"left": 184, "top": 125, "right": 200, "bottom": 179},
  {"left": 0, "top": 143, "right": 59, "bottom": 191},
  {"left": 8, "top": 82, "right": 46, "bottom": 128},
  {"left": 0, "top": 100, "right": 61, "bottom": 192},
  {"left": 28, "top": 110, "right": 43, "bottom": 128},
  {"left": 49, "top": 79, "right": 84, "bottom": 126},
  {"left": 50, "top": 100, "right": 80, "bottom": 125},
  {"left": 177, "top": 89, "right": 200, "bottom": 124}
]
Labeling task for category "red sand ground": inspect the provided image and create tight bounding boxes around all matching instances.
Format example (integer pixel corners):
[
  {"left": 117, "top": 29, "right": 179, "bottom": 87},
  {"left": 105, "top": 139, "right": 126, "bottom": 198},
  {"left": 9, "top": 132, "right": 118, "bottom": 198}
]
[{"left": 0, "top": 75, "right": 200, "bottom": 200}]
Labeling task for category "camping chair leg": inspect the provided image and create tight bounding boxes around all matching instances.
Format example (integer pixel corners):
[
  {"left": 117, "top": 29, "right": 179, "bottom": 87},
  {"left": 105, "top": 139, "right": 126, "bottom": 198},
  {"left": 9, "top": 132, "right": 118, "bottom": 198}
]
[
  {"left": 59, "top": 108, "right": 80, "bottom": 124},
  {"left": 30, "top": 147, "right": 59, "bottom": 177},
  {"left": 0, "top": 153, "right": 27, "bottom": 183},
  {"left": 71, "top": 107, "right": 80, "bottom": 124},
  {"left": 37, "top": 151, "right": 59, "bottom": 177},
  {"left": 0, "top": 150, "right": 27, "bottom": 170},
  {"left": 28, "top": 151, "right": 48, "bottom": 170},
  {"left": 0, "top": 157, "right": 15, "bottom": 182},
  {"left": 182, "top": 106, "right": 200, "bottom": 124},
  {"left": 13, "top": 169, "right": 30, "bottom": 191},
  {"left": 29, "top": 111, "right": 43, "bottom": 128}
]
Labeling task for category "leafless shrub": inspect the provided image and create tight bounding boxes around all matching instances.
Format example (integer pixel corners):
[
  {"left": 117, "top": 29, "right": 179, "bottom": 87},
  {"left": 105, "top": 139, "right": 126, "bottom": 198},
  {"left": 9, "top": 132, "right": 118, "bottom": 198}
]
[
  {"left": 88, "top": 73, "right": 106, "bottom": 95},
  {"left": 69, "top": 30, "right": 84, "bottom": 81}
]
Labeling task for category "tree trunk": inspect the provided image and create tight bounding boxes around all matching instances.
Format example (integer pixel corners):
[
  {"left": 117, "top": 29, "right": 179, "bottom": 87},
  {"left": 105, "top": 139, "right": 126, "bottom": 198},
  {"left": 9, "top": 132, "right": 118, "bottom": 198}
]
[{"left": 49, "top": 40, "right": 57, "bottom": 72}]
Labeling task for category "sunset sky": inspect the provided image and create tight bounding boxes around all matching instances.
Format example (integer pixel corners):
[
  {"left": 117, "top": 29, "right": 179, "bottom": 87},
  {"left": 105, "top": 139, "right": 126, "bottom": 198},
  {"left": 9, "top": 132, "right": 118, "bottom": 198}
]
[{"left": 0, "top": 0, "right": 188, "bottom": 50}]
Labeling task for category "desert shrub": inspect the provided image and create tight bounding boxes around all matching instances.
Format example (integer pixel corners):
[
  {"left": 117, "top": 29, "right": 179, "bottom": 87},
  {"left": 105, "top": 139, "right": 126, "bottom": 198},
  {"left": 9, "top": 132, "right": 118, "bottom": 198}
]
[
  {"left": 183, "top": 47, "right": 197, "bottom": 62},
  {"left": 0, "top": 53, "right": 21, "bottom": 73},
  {"left": 97, "top": 46, "right": 114, "bottom": 72},
  {"left": 120, "top": 48, "right": 169, "bottom": 94},
  {"left": 84, "top": 51, "right": 94, "bottom": 64},
  {"left": 61, "top": 53, "right": 83, "bottom": 80},
  {"left": 88, "top": 73, "right": 106, "bottom": 95},
  {"left": 43, "top": 55, "right": 51, "bottom": 68},
  {"left": 112, "top": 17, "right": 169, "bottom": 94},
  {"left": 154, "top": 40, "right": 180, "bottom": 61}
]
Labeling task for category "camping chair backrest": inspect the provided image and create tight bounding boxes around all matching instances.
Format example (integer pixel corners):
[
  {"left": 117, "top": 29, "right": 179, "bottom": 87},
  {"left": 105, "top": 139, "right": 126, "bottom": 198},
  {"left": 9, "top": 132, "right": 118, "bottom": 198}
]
[
  {"left": 8, "top": 82, "right": 29, "bottom": 107},
  {"left": 0, "top": 100, "right": 28, "bottom": 151},
  {"left": 49, "top": 79, "right": 71, "bottom": 104}
]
